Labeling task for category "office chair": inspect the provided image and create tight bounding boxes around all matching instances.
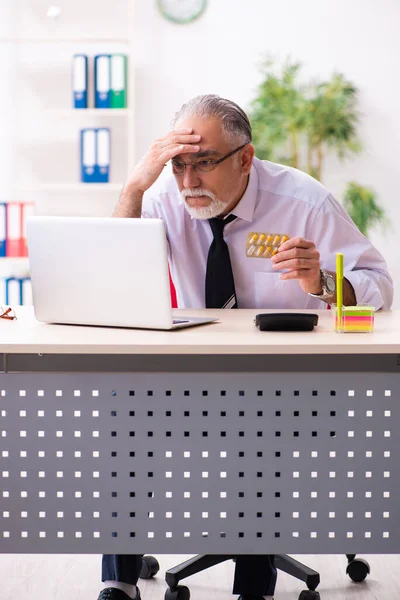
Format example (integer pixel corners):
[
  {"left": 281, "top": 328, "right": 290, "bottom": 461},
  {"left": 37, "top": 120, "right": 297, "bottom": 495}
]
[{"left": 155, "top": 553, "right": 370, "bottom": 600}]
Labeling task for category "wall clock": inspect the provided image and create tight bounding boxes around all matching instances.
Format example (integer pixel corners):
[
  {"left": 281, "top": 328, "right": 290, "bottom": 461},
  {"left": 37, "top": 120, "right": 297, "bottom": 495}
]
[{"left": 157, "top": 0, "right": 207, "bottom": 24}]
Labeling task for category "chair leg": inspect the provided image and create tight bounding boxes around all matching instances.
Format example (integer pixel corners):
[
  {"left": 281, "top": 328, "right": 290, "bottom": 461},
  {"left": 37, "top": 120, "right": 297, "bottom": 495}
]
[
  {"left": 275, "top": 554, "right": 320, "bottom": 591},
  {"left": 165, "top": 554, "right": 235, "bottom": 589}
]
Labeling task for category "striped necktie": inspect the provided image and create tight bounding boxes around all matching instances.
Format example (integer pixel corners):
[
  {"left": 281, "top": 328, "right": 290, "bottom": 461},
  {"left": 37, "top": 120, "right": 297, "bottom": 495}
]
[{"left": 205, "top": 214, "right": 238, "bottom": 309}]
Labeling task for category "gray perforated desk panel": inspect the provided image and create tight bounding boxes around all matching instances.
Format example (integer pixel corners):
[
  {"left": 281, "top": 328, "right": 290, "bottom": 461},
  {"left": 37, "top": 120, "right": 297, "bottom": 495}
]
[{"left": 1, "top": 352, "right": 399, "bottom": 554}]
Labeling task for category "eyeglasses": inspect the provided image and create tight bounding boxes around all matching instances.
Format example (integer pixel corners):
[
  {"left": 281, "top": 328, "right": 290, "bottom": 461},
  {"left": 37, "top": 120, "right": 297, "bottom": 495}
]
[
  {"left": 0, "top": 306, "right": 17, "bottom": 321},
  {"left": 171, "top": 143, "right": 248, "bottom": 175}
]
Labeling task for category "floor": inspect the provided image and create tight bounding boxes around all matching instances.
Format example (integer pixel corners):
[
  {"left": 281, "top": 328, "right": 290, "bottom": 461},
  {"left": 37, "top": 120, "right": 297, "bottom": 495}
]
[{"left": 0, "top": 553, "right": 399, "bottom": 600}]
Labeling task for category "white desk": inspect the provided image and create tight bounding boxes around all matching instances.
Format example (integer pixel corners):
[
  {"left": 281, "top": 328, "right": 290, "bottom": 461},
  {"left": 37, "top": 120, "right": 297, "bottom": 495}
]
[{"left": 0, "top": 308, "right": 399, "bottom": 554}]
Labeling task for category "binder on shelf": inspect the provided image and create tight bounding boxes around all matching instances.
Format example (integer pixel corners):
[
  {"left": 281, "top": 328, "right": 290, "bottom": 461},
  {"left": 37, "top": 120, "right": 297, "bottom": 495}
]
[
  {"left": 111, "top": 54, "right": 127, "bottom": 108},
  {"left": 21, "top": 202, "right": 35, "bottom": 257},
  {"left": 72, "top": 54, "right": 88, "bottom": 109},
  {"left": 80, "top": 128, "right": 111, "bottom": 183},
  {"left": 5, "top": 277, "right": 21, "bottom": 306},
  {"left": 94, "top": 54, "right": 111, "bottom": 108},
  {"left": 96, "top": 128, "right": 111, "bottom": 183},
  {"left": 0, "top": 202, "right": 6, "bottom": 257},
  {"left": 21, "top": 277, "right": 33, "bottom": 306},
  {"left": 80, "top": 129, "right": 97, "bottom": 183},
  {"left": 6, "top": 202, "right": 22, "bottom": 257}
]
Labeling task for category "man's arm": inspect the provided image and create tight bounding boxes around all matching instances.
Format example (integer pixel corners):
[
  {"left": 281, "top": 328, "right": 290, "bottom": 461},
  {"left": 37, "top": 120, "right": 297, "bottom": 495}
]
[
  {"left": 112, "top": 129, "right": 201, "bottom": 218},
  {"left": 113, "top": 185, "right": 144, "bottom": 218}
]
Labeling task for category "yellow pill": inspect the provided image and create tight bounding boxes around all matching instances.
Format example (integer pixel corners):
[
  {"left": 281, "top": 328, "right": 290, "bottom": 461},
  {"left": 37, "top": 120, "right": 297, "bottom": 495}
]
[
  {"left": 263, "top": 246, "right": 272, "bottom": 257},
  {"left": 266, "top": 234, "right": 273, "bottom": 244},
  {"left": 281, "top": 235, "right": 289, "bottom": 243},
  {"left": 272, "top": 235, "right": 281, "bottom": 245},
  {"left": 255, "top": 245, "right": 265, "bottom": 256},
  {"left": 271, "top": 248, "right": 278, "bottom": 256},
  {"left": 247, "top": 244, "right": 257, "bottom": 256},
  {"left": 257, "top": 234, "right": 266, "bottom": 244},
  {"left": 249, "top": 234, "right": 258, "bottom": 244}
]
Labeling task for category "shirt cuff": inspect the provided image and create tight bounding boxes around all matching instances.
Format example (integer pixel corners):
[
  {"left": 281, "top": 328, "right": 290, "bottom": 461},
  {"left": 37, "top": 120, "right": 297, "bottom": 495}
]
[{"left": 344, "top": 270, "right": 391, "bottom": 311}]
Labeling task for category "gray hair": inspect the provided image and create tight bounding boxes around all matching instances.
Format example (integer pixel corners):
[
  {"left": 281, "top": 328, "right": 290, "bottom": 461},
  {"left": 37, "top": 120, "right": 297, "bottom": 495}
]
[{"left": 172, "top": 94, "right": 252, "bottom": 145}]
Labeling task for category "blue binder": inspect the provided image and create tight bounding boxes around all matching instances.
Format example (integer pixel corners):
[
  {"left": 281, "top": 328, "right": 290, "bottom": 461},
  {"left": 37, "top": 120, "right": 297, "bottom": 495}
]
[
  {"left": 80, "top": 128, "right": 111, "bottom": 183},
  {"left": 20, "top": 277, "right": 33, "bottom": 305},
  {"left": 5, "top": 277, "right": 22, "bottom": 305},
  {"left": 0, "top": 202, "right": 6, "bottom": 257},
  {"left": 94, "top": 54, "right": 111, "bottom": 108},
  {"left": 80, "top": 129, "right": 97, "bottom": 183},
  {"left": 72, "top": 54, "right": 88, "bottom": 109},
  {"left": 95, "top": 128, "right": 110, "bottom": 183}
]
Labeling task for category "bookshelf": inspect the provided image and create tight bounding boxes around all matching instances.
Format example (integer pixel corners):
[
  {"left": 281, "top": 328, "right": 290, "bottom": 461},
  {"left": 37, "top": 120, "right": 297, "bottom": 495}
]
[
  {"left": 0, "top": 1, "right": 135, "bottom": 303},
  {"left": 9, "top": 0, "right": 135, "bottom": 204}
]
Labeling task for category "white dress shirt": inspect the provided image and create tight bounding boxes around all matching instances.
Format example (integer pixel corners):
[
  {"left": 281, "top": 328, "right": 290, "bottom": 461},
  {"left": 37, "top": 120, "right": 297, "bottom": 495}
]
[{"left": 142, "top": 158, "right": 393, "bottom": 311}]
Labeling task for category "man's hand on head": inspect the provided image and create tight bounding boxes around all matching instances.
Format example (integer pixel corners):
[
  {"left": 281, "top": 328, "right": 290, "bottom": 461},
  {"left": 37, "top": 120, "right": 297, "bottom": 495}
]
[
  {"left": 271, "top": 237, "right": 322, "bottom": 295},
  {"left": 124, "top": 129, "right": 201, "bottom": 194}
]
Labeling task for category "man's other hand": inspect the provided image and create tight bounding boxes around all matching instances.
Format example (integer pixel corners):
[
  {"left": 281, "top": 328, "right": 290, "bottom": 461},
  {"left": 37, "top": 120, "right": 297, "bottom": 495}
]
[{"left": 271, "top": 237, "right": 322, "bottom": 295}]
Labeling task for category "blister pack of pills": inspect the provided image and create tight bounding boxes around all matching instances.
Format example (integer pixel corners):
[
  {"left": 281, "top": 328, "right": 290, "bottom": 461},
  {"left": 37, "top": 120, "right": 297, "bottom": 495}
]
[{"left": 245, "top": 232, "right": 290, "bottom": 258}]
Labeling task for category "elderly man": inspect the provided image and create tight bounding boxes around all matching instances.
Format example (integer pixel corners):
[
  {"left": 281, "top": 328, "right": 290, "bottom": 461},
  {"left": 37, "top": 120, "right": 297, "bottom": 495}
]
[{"left": 98, "top": 95, "right": 393, "bottom": 600}]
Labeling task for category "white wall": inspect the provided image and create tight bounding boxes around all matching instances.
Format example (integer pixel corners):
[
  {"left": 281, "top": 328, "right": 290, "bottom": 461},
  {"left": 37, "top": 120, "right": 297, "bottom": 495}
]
[{"left": 1, "top": 0, "right": 399, "bottom": 304}]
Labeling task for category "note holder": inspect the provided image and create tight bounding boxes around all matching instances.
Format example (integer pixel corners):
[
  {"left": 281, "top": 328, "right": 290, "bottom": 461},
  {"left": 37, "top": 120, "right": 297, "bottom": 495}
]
[{"left": 332, "top": 304, "right": 375, "bottom": 333}]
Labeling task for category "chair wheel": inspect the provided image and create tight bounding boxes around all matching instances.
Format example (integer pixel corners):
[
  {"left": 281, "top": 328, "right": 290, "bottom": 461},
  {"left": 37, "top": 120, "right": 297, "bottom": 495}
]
[
  {"left": 165, "top": 585, "right": 190, "bottom": 600},
  {"left": 346, "top": 558, "right": 370, "bottom": 582},
  {"left": 299, "top": 591, "right": 320, "bottom": 600},
  {"left": 140, "top": 555, "right": 160, "bottom": 579}
]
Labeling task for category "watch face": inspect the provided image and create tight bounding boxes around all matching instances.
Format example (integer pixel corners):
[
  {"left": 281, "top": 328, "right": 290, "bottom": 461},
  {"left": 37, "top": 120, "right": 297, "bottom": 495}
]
[
  {"left": 326, "top": 275, "right": 336, "bottom": 293},
  {"left": 158, "top": 0, "right": 207, "bottom": 24}
]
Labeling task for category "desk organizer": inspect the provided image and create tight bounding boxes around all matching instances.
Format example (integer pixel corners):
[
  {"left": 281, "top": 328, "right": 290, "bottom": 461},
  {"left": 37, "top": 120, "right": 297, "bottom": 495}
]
[{"left": 332, "top": 305, "right": 375, "bottom": 333}]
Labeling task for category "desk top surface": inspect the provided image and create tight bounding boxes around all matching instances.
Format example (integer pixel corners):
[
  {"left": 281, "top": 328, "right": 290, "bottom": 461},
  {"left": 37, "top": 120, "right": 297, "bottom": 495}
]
[{"left": 0, "top": 307, "right": 399, "bottom": 355}]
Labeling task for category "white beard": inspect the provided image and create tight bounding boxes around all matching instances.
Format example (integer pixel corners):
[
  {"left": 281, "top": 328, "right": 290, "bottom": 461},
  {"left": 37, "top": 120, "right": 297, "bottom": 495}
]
[{"left": 181, "top": 188, "right": 228, "bottom": 220}]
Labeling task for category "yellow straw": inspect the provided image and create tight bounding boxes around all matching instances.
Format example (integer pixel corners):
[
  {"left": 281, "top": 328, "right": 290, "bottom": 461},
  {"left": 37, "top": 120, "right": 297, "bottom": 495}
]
[{"left": 336, "top": 253, "right": 343, "bottom": 330}]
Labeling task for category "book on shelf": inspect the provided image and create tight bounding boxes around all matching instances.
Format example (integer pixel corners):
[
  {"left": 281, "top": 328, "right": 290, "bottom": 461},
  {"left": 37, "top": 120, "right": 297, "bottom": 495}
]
[
  {"left": 80, "top": 128, "right": 111, "bottom": 183},
  {"left": 0, "top": 202, "right": 35, "bottom": 258},
  {"left": 94, "top": 54, "right": 111, "bottom": 109},
  {"left": 74, "top": 54, "right": 127, "bottom": 110},
  {"left": 72, "top": 54, "right": 88, "bottom": 109},
  {"left": 111, "top": 54, "right": 127, "bottom": 108},
  {"left": 3, "top": 277, "right": 32, "bottom": 306}
]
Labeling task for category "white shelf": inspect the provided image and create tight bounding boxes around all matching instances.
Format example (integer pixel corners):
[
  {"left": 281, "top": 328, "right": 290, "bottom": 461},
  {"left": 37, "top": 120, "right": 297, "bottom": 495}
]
[
  {"left": 47, "top": 109, "right": 132, "bottom": 117},
  {"left": 0, "top": 37, "right": 130, "bottom": 44},
  {"left": 0, "top": 257, "right": 29, "bottom": 260},
  {"left": 19, "top": 183, "right": 123, "bottom": 192}
]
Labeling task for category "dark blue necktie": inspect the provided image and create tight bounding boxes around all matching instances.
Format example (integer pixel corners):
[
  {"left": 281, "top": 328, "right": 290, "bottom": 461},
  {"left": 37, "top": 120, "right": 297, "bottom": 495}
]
[{"left": 205, "top": 214, "right": 238, "bottom": 309}]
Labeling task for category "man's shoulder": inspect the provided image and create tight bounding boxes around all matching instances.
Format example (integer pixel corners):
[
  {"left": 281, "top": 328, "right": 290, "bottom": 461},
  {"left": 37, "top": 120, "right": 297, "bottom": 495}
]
[{"left": 254, "top": 158, "right": 330, "bottom": 209}]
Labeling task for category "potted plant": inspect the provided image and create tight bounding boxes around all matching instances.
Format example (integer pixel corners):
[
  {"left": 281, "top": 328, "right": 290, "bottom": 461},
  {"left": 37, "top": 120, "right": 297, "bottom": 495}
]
[{"left": 249, "top": 60, "right": 386, "bottom": 237}]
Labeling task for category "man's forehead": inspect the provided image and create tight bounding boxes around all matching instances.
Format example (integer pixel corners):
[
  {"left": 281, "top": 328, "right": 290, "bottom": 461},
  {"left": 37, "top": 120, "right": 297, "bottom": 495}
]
[
  {"left": 174, "top": 116, "right": 228, "bottom": 158},
  {"left": 175, "top": 115, "right": 224, "bottom": 139}
]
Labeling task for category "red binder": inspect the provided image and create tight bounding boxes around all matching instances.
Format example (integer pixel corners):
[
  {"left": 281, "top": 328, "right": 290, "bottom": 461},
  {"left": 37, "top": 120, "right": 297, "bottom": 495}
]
[
  {"left": 6, "top": 202, "right": 35, "bottom": 257},
  {"left": 6, "top": 203, "right": 22, "bottom": 257},
  {"left": 21, "top": 202, "right": 35, "bottom": 257}
]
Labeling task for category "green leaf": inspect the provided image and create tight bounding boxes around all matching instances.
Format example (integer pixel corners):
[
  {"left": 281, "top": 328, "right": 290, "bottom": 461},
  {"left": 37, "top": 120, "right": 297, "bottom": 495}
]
[{"left": 343, "top": 182, "right": 386, "bottom": 236}]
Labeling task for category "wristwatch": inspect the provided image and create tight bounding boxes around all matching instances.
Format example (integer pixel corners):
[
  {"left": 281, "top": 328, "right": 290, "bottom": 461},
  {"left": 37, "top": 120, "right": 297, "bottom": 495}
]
[{"left": 308, "top": 269, "right": 336, "bottom": 301}]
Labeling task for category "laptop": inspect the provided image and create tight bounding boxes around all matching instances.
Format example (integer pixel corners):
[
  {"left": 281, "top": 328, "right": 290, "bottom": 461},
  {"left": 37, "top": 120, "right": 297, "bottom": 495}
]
[{"left": 26, "top": 216, "right": 218, "bottom": 330}]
